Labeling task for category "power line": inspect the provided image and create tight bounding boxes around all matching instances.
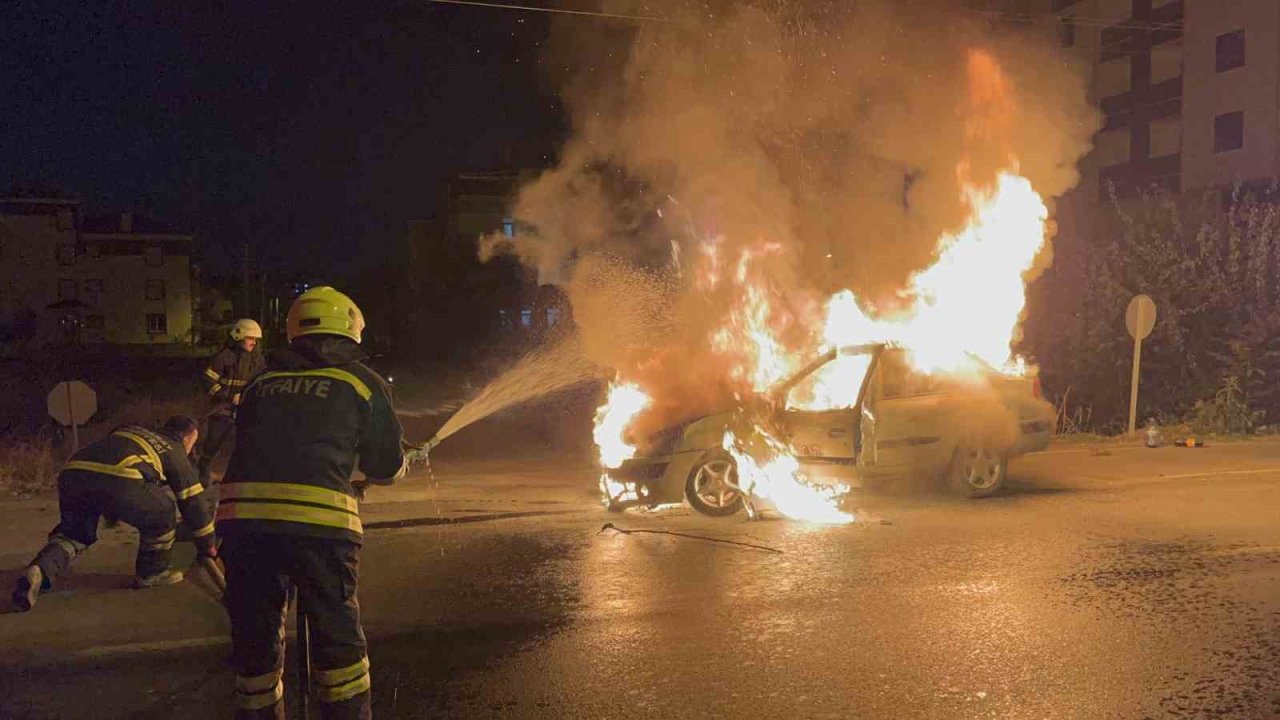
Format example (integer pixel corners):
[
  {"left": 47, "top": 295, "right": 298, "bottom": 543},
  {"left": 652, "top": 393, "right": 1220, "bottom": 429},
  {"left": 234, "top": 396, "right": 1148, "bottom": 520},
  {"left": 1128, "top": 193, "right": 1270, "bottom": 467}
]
[
  {"left": 425, "top": 0, "right": 666, "bottom": 22},
  {"left": 428, "top": 0, "right": 1183, "bottom": 32}
]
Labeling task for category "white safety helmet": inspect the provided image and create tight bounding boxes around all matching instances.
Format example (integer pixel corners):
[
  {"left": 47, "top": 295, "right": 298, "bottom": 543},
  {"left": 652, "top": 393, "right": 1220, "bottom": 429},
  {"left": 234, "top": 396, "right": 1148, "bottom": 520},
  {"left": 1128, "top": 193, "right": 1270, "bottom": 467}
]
[{"left": 230, "top": 318, "right": 263, "bottom": 342}]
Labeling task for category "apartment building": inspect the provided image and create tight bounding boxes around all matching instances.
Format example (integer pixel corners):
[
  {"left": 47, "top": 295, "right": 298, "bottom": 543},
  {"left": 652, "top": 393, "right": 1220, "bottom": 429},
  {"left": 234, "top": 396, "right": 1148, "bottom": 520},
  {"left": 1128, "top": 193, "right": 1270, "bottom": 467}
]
[
  {"left": 0, "top": 201, "right": 196, "bottom": 349},
  {"left": 1029, "top": 0, "right": 1280, "bottom": 198}
]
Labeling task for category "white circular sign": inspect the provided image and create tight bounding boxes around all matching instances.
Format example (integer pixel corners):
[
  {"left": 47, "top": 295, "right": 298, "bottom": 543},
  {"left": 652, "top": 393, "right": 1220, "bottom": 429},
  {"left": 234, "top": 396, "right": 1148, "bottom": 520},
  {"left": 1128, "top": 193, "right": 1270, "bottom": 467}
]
[
  {"left": 47, "top": 380, "right": 97, "bottom": 426},
  {"left": 1125, "top": 294, "right": 1157, "bottom": 340}
]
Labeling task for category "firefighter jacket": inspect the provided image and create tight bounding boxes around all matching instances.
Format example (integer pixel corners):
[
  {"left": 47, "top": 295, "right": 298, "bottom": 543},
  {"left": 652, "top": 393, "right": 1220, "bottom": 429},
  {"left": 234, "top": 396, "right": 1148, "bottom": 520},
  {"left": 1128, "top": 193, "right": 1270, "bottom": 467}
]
[
  {"left": 202, "top": 344, "right": 266, "bottom": 416},
  {"left": 217, "top": 335, "right": 406, "bottom": 544},
  {"left": 64, "top": 425, "right": 217, "bottom": 552}
]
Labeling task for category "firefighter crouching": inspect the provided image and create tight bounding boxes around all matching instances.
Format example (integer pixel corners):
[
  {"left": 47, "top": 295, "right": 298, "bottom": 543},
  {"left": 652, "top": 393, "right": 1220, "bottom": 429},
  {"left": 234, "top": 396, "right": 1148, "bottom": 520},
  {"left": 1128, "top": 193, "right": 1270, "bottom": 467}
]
[
  {"left": 218, "top": 286, "right": 406, "bottom": 720},
  {"left": 11, "top": 416, "right": 218, "bottom": 612},
  {"left": 198, "top": 318, "right": 266, "bottom": 487}
]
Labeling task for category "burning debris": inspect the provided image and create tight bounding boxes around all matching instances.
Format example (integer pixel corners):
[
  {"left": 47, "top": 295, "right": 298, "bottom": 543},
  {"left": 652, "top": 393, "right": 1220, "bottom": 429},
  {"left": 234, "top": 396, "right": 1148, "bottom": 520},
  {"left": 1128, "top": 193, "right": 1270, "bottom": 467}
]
[{"left": 485, "top": 0, "right": 1097, "bottom": 520}]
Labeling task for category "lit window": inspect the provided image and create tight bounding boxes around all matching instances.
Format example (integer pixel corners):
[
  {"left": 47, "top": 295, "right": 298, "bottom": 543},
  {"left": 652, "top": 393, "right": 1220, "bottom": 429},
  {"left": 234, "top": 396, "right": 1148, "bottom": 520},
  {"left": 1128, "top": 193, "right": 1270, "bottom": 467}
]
[
  {"left": 1216, "top": 30, "right": 1245, "bottom": 72},
  {"left": 520, "top": 309, "right": 532, "bottom": 327},
  {"left": 1214, "top": 111, "right": 1244, "bottom": 153},
  {"left": 146, "top": 313, "right": 168, "bottom": 334},
  {"left": 502, "top": 218, "right": 516, "bottom": 237}
]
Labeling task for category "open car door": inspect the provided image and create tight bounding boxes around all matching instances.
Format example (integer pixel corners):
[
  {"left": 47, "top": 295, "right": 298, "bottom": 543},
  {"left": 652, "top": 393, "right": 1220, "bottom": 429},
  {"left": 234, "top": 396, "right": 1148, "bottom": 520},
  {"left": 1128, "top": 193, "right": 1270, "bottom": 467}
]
[
  {"left": 775, "top": 344, "right": 879, "bottom": 488},
  {"left": 859, "top": 348, "right": 953, "bottom": 481}
]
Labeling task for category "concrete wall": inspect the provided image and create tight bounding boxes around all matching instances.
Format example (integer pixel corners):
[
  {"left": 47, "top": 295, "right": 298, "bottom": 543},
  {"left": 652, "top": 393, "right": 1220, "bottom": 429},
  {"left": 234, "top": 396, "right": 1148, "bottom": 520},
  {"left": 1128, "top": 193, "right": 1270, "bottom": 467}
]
[{"left": 1181, "top": 0, "right": 1280, "bottom": 189}]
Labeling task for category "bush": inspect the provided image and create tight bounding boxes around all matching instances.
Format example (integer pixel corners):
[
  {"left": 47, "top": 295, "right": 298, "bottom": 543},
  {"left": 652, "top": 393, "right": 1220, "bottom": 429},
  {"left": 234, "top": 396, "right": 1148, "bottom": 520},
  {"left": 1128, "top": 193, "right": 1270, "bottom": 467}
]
[
  {"left": 1023, "top": 184, "right": 1280, "bottom": 433},
  {"left": 1192, "top": 375, "right": 1263, "bottom": 436},
  {"left": 0, "top": 435, "right": 60, "bottom": 497}
]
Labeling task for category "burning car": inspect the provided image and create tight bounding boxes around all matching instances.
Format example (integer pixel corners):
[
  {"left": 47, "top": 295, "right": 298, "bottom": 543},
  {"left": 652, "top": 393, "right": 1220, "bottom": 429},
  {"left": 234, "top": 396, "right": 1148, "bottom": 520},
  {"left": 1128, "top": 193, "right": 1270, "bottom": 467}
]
[{"left": 601, "top": 343, "right": 1053, "bottom": 516}]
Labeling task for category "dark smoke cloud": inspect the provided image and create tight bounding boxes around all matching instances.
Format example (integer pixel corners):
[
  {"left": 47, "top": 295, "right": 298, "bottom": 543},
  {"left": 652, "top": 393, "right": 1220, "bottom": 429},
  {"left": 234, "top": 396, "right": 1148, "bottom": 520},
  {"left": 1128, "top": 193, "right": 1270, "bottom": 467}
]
[{"left": 484, "top": 0, "right": 1099, "bottom": 432}]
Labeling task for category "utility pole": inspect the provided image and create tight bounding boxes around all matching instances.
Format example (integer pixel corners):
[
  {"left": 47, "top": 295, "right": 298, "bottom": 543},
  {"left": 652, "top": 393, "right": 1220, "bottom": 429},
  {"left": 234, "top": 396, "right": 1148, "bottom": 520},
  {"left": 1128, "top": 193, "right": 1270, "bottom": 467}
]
[{"left": 241, "top": 242, "right": 250, "bottom": 315}]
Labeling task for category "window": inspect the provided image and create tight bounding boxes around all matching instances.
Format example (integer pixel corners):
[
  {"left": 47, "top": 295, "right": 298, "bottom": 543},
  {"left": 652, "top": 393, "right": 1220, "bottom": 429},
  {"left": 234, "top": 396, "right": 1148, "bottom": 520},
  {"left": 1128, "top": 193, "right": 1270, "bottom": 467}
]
[
  {"left": 58, "top": 278, "right": 76, "bottom": 301},
  {"left": 145, "top": 279, "right": 166, "bottom": 300},
  {"left": 144, "top": 244, "right": 163, "bottom": 267},
  {"left": 879, "top": 351, "right": 941, "bottom": 400},
  {"left": 502, "top": 218, "right": 516, "bottom": 237},
  {"left": 1216, "top": 30, "right": 1245, "bottom": 72},
  {"left": 56, "top": 244, "right": 76, "bottom": 265},
  {"left": 1214, "top": 111, "right": 1245, "bottom": 153},
  {"left": 1057, "top": 16, "right": 1075, "bottom": 47},
  {"left": 146, "top": 313, "right": 168, "bottom": 334},
  {"left": 84, "top": 314, "right": 104, "bottom": 330}
]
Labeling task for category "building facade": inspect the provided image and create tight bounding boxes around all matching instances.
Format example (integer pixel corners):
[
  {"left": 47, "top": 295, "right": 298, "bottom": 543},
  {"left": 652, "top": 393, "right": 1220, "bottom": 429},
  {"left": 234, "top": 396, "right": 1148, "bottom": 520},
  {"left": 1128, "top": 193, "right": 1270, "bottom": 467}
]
[
  {"left": 78, "top": 212, "right": 196, "bottom": 345},
  {"left": 1028, "top": 0, "right": 1280, "bottom": 198},
  {"left": 0, "top": 202, "right": 197, "bottom": 350}
]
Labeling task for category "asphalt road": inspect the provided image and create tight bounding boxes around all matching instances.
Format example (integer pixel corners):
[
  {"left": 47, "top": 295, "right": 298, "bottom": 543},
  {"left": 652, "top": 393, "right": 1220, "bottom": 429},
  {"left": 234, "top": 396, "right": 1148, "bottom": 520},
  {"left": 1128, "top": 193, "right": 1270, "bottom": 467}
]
[{"left": 3, "top": 441, "right": 1280, "bottom": 719}]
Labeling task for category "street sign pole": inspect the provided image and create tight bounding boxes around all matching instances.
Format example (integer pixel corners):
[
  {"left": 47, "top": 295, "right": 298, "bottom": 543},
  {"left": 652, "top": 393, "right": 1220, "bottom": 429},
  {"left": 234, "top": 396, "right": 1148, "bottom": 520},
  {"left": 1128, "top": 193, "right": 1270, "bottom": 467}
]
[
  {"left": 1128, "top": 332, "right": 1144, "bottom": 436},
  {"left": 1125, "top": 294, "right": 1158, "bottom": 436},
  {"left": 65, "top": 381, "right": 79, "bottom": 452}
]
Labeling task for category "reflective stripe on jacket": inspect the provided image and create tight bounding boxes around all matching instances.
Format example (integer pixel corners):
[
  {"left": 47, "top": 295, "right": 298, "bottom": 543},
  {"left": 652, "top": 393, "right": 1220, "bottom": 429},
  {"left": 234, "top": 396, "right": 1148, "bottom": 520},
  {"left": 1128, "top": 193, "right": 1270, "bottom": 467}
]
[{"left": 217, "top": 336, "right": 405, "bottom": 543}]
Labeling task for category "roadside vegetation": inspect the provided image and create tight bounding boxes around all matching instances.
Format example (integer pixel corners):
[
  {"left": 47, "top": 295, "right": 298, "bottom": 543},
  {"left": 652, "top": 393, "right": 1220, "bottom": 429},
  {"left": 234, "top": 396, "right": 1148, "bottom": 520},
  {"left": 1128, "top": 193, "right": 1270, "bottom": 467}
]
[{"left": 1025, "top": 184, "right": 1280, "bottom": 438}]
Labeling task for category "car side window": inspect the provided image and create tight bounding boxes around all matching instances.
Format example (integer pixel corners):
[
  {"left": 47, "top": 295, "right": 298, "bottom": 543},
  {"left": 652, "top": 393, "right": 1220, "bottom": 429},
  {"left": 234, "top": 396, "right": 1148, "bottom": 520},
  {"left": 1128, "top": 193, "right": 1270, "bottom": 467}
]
[{"left": 878, "top": 351, "right": 940, "bottom": 400}]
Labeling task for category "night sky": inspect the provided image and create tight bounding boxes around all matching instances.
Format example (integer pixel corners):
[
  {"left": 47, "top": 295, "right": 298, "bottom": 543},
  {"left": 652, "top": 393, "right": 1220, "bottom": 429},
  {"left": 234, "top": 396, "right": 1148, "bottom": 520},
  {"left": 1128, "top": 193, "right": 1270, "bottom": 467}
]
[{"left": 2, "top": 1, "right": 566, "bottom": 278}]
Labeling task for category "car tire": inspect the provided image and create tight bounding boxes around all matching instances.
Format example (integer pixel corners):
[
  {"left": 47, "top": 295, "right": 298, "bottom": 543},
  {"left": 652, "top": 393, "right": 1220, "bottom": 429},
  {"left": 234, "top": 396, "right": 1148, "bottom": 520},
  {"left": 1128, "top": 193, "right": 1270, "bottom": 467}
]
[
  {"left": 685, "top": 451, "right": 745, "bottom": 517},
  {"left": 945, "top": 446, "right": 1007, "bottom": 498}
]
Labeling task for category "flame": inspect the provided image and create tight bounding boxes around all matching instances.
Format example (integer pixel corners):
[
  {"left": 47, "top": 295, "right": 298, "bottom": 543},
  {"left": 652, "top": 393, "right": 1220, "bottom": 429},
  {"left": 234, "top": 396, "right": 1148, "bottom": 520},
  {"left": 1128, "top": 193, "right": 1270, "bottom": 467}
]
[
  {"left": 590, "top": 48, "right": 1048, "bottom": 522},
  {"left": 723, "top": 431, "right": 853, "bottom": 525},
  {"left": 593, "top": 381, "right": 651, "bottom": 507}
]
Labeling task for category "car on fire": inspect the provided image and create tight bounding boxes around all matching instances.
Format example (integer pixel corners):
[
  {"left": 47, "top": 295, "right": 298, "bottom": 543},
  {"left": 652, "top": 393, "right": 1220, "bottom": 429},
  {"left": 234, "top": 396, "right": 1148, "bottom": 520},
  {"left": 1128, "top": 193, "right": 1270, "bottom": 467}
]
[{"left": 602, "top": 343, "right": 1054, "bottom": 516}]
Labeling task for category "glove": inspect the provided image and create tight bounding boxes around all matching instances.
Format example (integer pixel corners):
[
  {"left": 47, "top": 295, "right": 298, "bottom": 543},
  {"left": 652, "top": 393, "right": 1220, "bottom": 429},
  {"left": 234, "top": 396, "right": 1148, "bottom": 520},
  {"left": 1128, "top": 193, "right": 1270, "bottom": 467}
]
[{"left": 195, "top": 535, "right": 219, "bottom": 559}]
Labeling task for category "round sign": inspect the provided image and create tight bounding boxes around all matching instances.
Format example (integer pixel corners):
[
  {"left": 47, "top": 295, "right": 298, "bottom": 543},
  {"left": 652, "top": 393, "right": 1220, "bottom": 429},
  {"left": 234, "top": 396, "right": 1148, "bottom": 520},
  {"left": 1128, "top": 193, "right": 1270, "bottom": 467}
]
[
  {"left": 1125, "top": 294, "right": 1157, "bottom": 340},
  {"left": 47, "top": 380, "right": 97, "bottom": 426}
]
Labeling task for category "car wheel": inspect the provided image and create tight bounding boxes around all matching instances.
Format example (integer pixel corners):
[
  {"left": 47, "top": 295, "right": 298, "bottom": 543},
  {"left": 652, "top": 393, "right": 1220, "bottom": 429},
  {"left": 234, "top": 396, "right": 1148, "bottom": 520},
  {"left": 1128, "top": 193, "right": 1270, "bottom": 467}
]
[
  {"left": 946, "top": 446, "right": 1007, "bottom": 498},
  {"left": 685, "top": 451, "right": 745, "bottom": 517}
]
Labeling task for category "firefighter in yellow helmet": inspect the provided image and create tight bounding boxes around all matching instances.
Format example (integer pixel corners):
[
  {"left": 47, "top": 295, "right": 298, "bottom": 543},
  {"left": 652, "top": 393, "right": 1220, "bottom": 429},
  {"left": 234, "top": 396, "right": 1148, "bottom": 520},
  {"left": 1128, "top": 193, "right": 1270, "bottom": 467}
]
[
  {"left": 217, "top": 287, "right": 406, "bottom": 720},
  {"left": 197, "top": 318, "right": 266, "bottom": 486}
]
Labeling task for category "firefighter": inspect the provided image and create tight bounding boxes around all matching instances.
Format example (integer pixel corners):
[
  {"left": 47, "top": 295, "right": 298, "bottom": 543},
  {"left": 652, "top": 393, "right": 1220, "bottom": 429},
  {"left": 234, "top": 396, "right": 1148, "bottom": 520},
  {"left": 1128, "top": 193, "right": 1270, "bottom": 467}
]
[
  {"left": 11, "top": 416, "right": 218, "bottom": 612},
  {"left": 198, "top": 318, "right": 266, "bottom": 486},
  {"left": 218, "top": 286, "right": 406, "bottom": 720}
]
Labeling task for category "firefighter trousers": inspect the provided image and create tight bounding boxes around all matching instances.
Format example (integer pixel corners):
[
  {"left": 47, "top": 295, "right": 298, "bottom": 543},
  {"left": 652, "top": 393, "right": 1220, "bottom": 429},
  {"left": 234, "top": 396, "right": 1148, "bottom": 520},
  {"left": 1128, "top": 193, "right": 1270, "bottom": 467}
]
[
  {"left": 222, "top": 533, "right": 370, "bottom": 720},
  {"left": 27, "top": 470, "right": 179, "bottom": 586},
  {"left": 197, "top": 413, "right": 236, "bottom": 486}
]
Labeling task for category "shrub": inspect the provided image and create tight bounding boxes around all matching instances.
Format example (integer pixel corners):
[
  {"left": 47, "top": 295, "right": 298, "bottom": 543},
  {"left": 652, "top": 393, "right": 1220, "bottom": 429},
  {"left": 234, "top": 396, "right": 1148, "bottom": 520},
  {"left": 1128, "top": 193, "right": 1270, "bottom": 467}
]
[
  {"left": 0, "top": 435, "right": 60, "bottom": 497},
  {"left": 1192, "top": 375, "right": 1263, "bottom": 436}
]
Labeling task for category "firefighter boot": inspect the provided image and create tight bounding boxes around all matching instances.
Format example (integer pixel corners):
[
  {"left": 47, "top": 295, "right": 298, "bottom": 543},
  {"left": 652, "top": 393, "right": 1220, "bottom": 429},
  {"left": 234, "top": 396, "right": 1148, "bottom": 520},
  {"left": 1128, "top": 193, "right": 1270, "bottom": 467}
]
[
  {"left": 11, "top": 565, "right": 43, "bottom": 612},
  {"left": 133, "top": 569, "right": 185, "bottom": 589}
]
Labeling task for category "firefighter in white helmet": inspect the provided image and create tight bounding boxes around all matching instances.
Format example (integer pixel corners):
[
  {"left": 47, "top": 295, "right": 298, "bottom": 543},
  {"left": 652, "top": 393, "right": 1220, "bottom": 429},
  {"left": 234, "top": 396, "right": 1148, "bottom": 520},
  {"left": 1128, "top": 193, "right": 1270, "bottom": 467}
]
[
  {"left": 217, "top": 287, "right": 405, "bottom": 719},
  {"left": 197, "top": 318, "right": 266, "bottom": 487}
]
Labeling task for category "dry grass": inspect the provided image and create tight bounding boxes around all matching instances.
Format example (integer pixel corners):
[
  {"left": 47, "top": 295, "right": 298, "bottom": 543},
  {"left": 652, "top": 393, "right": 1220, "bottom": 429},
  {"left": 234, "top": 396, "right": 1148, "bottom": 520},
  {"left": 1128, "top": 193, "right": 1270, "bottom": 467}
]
[{"left": 0, "top": 435, "right": 61, "bottom": 497}]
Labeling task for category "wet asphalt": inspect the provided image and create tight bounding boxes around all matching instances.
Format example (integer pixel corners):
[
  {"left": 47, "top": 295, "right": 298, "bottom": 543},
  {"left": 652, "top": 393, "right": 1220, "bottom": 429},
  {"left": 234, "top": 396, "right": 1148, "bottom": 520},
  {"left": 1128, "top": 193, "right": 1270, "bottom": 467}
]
[{"left": 3, "top": 444, "right": 1280, "bottom": 719}]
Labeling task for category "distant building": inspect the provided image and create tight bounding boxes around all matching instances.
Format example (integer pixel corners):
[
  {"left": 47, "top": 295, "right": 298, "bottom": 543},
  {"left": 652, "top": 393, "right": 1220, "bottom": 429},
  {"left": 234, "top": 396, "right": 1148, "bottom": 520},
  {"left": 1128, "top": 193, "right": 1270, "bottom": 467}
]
[
  {"left": 0, "top": 197, "right": 80, "bottom": 349},
  {"left": 1020, "top": 0, "right": 1280, "bottom": 199},
  {"left": 0, "top": 200, "right": 197, "bottom": 351},
  {"left": 79, "top": 212, "right": 196, "bottom": 345}
]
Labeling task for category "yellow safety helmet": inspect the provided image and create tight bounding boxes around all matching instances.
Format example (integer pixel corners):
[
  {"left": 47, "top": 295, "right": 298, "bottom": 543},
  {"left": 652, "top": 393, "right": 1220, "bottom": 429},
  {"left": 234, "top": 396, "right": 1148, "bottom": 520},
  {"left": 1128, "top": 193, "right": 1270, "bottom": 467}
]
[
  {"left": 229, "top": 318, "right": 262, "bottom": 341},
  {"left": 286, "top": 286, "right": 365, "bottom": 343}
]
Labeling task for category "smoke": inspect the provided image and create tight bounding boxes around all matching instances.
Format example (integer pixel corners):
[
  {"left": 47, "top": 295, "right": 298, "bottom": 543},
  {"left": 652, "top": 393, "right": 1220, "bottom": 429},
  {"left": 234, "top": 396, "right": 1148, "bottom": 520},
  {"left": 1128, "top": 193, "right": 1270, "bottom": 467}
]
[{"left": 486, "top": 0, "right": 1098, "bottom": 434}]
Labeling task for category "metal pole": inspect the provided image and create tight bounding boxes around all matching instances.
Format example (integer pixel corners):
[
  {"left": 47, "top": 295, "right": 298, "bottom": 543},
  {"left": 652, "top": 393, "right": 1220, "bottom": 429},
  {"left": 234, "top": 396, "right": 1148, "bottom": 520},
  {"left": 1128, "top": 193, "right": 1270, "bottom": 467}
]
[
  {"left": 1128, "top": 334, "right": 1143, "bottom": 436},
  {"left": 66, "top": 382, "right": 79, "bottom": 452}
]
